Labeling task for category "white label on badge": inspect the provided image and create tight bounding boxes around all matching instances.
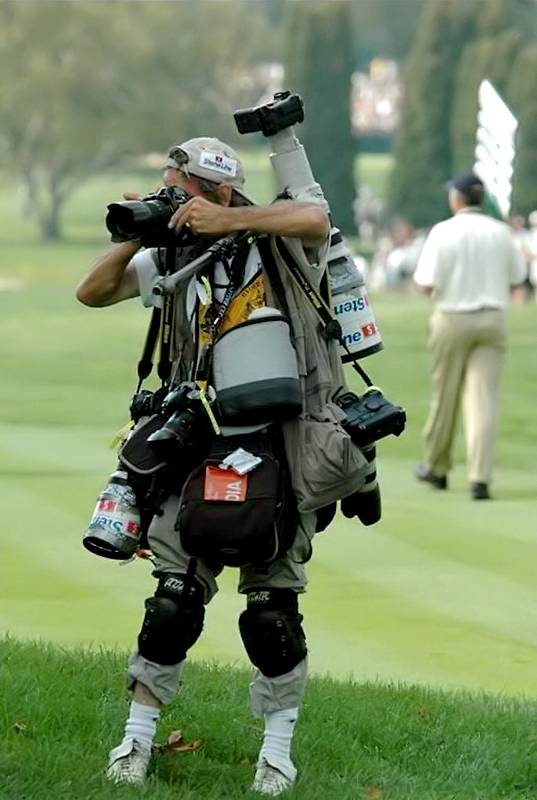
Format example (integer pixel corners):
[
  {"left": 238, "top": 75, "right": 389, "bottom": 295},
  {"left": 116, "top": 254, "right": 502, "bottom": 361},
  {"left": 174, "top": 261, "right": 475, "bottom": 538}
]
[
  {"left": 219, "top": 448, "right": 262, "bottom": 475},
  {"left": 199, "top": 151, "right": 237, "bottom": 177}
]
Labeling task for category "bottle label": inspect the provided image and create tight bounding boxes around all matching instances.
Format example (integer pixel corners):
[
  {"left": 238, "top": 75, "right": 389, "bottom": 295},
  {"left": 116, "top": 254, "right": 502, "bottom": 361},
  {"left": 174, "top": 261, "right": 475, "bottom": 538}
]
[
  {"left": 332, "top": 286, "right": 382, "bottom": 358},
  {"left": 88, "top": 491, "right": 141, "bottom": 539}
]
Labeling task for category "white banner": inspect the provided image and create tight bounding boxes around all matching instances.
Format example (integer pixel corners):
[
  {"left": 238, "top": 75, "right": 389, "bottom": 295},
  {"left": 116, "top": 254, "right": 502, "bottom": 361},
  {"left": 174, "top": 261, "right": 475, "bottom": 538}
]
[{"left": 474, "top": 80, "right": 518, "bottom": 218}]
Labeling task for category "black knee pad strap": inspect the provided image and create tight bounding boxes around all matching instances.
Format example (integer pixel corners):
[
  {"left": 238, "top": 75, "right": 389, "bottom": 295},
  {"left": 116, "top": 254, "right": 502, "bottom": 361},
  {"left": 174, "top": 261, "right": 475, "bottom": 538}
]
[
  {"left": 138, "top": 573, "right": 205, "bottom": 665},
  {"left": 239, "top": 589, "right": 307, "bottom": 678}
]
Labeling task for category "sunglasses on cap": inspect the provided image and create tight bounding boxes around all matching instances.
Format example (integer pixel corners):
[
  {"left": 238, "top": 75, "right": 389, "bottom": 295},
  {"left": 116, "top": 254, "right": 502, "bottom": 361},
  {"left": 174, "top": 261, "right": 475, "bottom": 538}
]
[{"left": 167, "top": 146, "right": 190, "bottom": 169}]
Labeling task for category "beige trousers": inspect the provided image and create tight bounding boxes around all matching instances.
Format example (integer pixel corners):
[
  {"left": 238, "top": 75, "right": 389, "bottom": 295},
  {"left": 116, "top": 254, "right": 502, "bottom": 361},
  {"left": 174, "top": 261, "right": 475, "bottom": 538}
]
[{"left": 423, "top": 308, "right": 506, "bottom": 484}]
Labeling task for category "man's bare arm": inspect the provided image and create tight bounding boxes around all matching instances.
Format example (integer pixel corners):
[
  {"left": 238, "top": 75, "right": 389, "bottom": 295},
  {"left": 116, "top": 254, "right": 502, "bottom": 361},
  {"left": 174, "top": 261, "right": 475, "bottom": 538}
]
[
  {"left": 169, "top": 198, "right": 330, "bottom": 248},
  {"left": 76, "top": 241, "right": 142, "bottom": 307}
]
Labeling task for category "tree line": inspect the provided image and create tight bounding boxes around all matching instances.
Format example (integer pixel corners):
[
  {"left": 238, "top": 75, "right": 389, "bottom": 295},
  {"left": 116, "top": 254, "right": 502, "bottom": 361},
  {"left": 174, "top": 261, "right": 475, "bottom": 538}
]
[
  {"left": 388, "top": 0, "right": 537, "bottom": 226},
  {"left": 0, "top": 0, "right": 425, "bottom": 239},
  {"left": 1, "top": 0, "right": 536, "bottom": 239}
]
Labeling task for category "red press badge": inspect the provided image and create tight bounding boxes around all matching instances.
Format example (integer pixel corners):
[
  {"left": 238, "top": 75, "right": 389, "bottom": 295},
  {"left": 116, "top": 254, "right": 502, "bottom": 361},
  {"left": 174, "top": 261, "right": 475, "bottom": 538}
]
[{"left": 204, "top": 466, "right": 247, "bottom": 502}]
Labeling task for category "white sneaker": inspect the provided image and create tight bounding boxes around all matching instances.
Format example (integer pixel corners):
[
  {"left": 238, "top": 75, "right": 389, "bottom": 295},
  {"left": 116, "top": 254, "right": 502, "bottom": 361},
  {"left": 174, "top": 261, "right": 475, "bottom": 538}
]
[
  {"left": 251, "top": 757, "right": 297, "bottom": 796},
  {"left": 106, "top": 737, "right": 152, "bottom": 785}
]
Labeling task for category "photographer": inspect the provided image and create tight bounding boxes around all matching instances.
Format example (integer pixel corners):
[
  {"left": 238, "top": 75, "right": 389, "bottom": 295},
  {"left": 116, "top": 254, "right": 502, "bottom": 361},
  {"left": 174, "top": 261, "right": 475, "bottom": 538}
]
[{"left": 76, "top": 137, "right": 329, "bottom": 796}]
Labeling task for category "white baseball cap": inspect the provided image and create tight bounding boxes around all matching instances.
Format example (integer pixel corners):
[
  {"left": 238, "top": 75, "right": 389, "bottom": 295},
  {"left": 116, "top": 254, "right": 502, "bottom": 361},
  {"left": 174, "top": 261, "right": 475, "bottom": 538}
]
[{"left": 167, "top": 137, "right": 255, "bottom": 204}]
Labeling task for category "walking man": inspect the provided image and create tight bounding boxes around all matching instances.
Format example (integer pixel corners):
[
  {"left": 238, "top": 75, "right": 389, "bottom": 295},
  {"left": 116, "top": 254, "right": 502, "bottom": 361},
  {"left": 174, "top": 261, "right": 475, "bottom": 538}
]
[{"left": 413, "top": 172, "right": 525, "bottom": 499}]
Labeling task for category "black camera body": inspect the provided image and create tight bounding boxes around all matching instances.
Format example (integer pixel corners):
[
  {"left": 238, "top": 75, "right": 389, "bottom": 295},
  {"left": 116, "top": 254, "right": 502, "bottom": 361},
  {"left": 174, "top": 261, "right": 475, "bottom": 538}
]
[
  {"left": 106, "top": 186, "right": 195, "bottom": 248},
  {"left": 147, "top": 382, "right": 209, "bottom": 462},
  {"left": 336, "top": 388, "right": 406, "bottom": 448},
  {"left": 234, "top": 91, "right": 304, "bottom": 137},
  {"left": 129, "top": 388, "right": 168, "bottom": 423}
]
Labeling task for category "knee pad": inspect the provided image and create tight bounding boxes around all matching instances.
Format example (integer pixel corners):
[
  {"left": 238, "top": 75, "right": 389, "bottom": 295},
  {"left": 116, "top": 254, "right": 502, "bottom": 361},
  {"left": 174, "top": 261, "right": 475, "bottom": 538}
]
[
  {"left": 239, "top": 589, "right": 307, "bottom": 678},
  {"left": 138, "top": 574, "right": 205, "bottom": 665}
]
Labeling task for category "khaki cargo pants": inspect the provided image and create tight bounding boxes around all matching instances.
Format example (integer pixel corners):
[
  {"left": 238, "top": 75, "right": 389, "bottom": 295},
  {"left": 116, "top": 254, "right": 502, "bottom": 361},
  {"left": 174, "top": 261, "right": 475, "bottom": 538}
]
[
  {"left": 423, "top": 308, "right": 506, "bottom": 483},
  {"left": 127, "top": 493, "right": 316, "bottom": 716}
]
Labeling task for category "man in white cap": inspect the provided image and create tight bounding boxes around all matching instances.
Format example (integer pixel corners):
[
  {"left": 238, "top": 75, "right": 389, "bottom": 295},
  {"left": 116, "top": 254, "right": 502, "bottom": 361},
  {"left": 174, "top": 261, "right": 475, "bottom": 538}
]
[
  {"left": 77, "top": 137, "right": 330, "bottom": 796},
  {"left": 413, "top": 172, "right": 526, "bottom": 500}
]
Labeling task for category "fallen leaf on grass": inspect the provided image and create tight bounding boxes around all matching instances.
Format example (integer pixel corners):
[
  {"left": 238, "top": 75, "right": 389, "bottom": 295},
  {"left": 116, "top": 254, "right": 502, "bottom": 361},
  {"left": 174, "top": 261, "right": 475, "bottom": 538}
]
[
  {"left": 364, "top": 787, "right": 384, "bottom": 799},
  {"left": 153, "top": 730, "right": 202, "bottom": 754},
  {"left": 12, "top": 722, "right": 27, "bottom": 733}
]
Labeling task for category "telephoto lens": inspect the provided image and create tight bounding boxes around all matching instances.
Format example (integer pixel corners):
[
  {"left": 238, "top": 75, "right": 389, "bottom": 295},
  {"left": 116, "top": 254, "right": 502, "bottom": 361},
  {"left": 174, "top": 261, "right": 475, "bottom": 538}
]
[
  {"left": 340, "top": 484, "right": 381, "bottom": 526},
  {"left": 339, "top": 443, "right": 381, "bottom": 526}
]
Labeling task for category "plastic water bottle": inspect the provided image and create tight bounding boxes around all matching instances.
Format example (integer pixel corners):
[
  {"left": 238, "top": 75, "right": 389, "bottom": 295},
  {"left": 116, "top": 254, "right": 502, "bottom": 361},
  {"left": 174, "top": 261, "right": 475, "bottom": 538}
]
[{"left": 82, "top": 469, "right": 142, "bottom": 560}]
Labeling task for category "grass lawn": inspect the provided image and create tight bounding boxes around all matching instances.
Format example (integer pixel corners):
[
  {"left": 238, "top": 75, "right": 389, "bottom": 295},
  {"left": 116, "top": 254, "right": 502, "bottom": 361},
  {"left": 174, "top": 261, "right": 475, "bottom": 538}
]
[
  {"left": 3, "top": 638, "right": 536, "bottom": 800},
  {"left": 1, "top": 161, "right": 536, "bottom": 701}
]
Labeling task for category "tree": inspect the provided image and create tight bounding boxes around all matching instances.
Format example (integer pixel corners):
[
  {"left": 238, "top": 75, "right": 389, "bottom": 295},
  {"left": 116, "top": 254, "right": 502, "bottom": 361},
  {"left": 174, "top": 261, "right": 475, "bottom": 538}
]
[
  {"left": 0, "top": 2, "right": 140, "bottom": 238},
  {"left": 506, "top": 44, "right": 537, "bottom": 215},
  {"left": 388, "top": 0, "right": 537, "bottom": 226},
  {"left": 0, "top": 1, "right": 282, "bottom": 240},
  {"left": 387, "top": 0, "right": 477, "bottom": 227},
  {"left": 451, "top": 27, "right": 524, "bottom": 173},
  {"left": 284, "top": 1, "right": 356, "bottom": 234}
]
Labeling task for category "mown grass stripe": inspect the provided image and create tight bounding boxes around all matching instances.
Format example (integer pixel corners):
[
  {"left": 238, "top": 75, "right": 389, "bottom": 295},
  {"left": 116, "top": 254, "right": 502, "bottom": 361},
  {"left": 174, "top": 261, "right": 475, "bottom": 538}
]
[{"left": 314, "top": 515, "right": 536, "bottom": 646}]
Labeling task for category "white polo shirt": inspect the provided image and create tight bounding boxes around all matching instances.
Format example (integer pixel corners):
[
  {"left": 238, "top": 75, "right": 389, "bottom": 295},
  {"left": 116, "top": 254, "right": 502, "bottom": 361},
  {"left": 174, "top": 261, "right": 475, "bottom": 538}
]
[{"left": 413, "top": 207, "right": 526, "bottom": 311}]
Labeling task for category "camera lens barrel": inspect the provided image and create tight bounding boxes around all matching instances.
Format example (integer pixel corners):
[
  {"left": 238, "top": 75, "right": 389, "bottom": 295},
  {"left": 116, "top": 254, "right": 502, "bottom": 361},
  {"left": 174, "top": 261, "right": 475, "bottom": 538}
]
[{"left": 105, "top": 187, "right": 192, "bottom": 246}]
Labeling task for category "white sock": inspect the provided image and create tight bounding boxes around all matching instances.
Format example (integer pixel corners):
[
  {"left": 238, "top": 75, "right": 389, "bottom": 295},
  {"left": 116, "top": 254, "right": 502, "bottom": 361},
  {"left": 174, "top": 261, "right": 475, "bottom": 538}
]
[
  {"left": 259, "top": 707, "right": 298, "bottom": 777},
  {"left": 123, "top": 700, "right": 160, "bottom": 750}
]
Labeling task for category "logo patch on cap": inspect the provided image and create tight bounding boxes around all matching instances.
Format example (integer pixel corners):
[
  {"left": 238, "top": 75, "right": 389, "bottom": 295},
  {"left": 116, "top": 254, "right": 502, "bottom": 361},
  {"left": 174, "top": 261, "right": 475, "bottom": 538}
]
[{"left": 199, "top": 151, "right": 237, "bottom": 177}]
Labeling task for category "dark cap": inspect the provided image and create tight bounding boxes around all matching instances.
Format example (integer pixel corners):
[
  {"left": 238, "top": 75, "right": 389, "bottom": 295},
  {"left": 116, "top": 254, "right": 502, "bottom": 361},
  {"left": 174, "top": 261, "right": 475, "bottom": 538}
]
[
  {"left": 445, "top": 171, "right": 485, "bottom": 205},
  {"left": 446, "top": 171, "right": 484, "bottom": 194}
]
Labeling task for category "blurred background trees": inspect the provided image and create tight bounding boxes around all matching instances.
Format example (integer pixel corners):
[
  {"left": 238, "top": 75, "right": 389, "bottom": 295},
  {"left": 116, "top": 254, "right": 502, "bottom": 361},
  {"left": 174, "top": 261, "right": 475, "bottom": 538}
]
[
  {"left": 0, "top": 0, "right": 283, "bottom": 239},
  {"left": 388, "top": 0, "right": 537, "bottom": 226},
  {"left": 285, "top": 0, "right": 356, "bottom": 233},
  {"left": 1, "top": 0, "right": 536, "bottom": 240}
]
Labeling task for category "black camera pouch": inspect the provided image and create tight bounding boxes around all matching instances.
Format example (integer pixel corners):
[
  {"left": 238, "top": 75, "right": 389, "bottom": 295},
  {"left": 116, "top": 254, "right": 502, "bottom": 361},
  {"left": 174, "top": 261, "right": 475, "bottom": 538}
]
[
  {"left": 175, "top": 429, "right": 298, "bottom": 568},
  {"left": 119, "top": 414, "right": 169, "bottom": 477},
  {"left": 118, "top": 414, "right": 186, "bottom": 540}
]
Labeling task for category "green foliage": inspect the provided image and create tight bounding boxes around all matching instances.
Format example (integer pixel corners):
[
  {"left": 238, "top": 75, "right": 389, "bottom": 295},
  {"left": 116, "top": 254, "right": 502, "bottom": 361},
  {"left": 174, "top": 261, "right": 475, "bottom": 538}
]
[
  {"left": 0, "top": 1, "right": 282, "bottom": 240},
  {"left": 451, "top": 28, "right": 524, "bottom": 173},
  {"left": 3, "top": 637, "right": 537, "bottom": 800},
  {"left": 285, "top": 0, "right": 357, "bottom": 234},
  {"left": 507, "top": 44, "right": 537, "bottom": 216},
  {"left": 387, "top": 0, "right": 477, "bottom": 227},
  {"left": 349, "top": 0, "right": 426, "bottom": 62},
  {"left": 391, "top": 0, "right": 537, "bottom": 225}
]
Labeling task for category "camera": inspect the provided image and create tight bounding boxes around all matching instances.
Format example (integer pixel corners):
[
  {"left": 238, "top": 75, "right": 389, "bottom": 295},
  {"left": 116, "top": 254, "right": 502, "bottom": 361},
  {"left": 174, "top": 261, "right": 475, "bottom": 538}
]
[
  {"left": 129, "top": 388, "right": 167, "bottom": 423},
  {"left": 234, "top": 91, "right": 304, "bottom": 137},
  {"left": 335, "top": 388, "right": 406, "bottom": 447},
  {"left": 106, "top": 186, "right": 195, "bottom": 248},
  {"left": 147, "top": 382, "right": 209, "bottom": 462}
]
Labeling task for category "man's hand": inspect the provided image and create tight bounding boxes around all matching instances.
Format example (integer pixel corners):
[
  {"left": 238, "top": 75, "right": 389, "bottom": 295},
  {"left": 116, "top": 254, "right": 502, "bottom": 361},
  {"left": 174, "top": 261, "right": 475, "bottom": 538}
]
[{"left": 168, "top": 197, "right": 233, "bottom": 237}]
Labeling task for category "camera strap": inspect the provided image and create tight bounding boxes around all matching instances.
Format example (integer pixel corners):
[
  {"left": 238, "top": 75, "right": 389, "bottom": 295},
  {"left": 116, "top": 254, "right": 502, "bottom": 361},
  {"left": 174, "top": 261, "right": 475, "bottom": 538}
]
[
  {"left": 136, "top": 307, "right": 162, "bottom": 393},
  {"left": 194, "top": 234, "right": 254, "bottom": 388},
  {"left": 133, "top": 246, "right": 178, "bottom": 395},
  {"left": 269, "top": 236, "right": 374, "bottom": 388},
  {"left": 156, "top": 246, "right": 179, "bottom": 385}
]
